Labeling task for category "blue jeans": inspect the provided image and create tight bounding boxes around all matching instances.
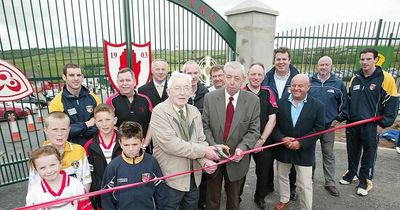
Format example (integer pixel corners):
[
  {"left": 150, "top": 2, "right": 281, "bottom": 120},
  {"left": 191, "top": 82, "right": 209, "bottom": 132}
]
[{"left": 165, "top": 175, "right": 199, "bottom": 210}]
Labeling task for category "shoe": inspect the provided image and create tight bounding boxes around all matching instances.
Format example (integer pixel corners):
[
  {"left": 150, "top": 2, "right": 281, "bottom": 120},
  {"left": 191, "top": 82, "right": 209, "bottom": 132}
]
[
  {"left": 274, "top": 201, "right": 289, "bottom": 210},
  {"left": 324, "top": 186, "right": 340, "bottom": 197},
  {"left": 339, "top": 179, "right": 351, "bottom": 185},
  {"left": 254, "top": 197, "right": 267, "bottom": 210},
  {"left": 356, "top": 187, "right": 368, "bottom": 196},
  {"left": 396, "top": 146, "right": 400, "bottom": 154},
  {"left": 290, "top": 190, "right": 297, "bottom": 201}
]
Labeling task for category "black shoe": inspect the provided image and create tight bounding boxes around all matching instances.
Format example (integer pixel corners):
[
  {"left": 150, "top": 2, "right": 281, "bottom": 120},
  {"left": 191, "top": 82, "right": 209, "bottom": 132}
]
[
  {"left": 254, "top": 197, "right": 267, "bottom": 210},
  {"left": 324, "top": 186, "right": 340, "bottom": 197},
  {"left": 290, "top": 190, "right": 297, "bottom": 201}
]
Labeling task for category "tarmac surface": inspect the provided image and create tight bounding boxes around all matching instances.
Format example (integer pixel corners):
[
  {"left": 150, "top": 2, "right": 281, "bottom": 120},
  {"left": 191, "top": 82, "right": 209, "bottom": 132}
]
[{"left": 1, "top": 141, "right": 400, "bottom": 210}]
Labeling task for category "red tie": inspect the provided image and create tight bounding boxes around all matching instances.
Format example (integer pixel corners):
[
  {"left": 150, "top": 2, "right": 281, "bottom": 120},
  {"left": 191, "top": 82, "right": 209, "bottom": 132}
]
[{"left": 223, "top": 96, "right": 234, "bottom": 143}]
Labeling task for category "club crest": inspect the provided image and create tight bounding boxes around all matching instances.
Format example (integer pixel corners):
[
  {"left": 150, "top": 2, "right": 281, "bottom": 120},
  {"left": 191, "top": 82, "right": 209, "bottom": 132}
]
[
  {"left": 0, "top": 59, "right": 34, "bottom": 102},
  {"left": 104, "top": 41, "right": 152, "bottom": 92}
]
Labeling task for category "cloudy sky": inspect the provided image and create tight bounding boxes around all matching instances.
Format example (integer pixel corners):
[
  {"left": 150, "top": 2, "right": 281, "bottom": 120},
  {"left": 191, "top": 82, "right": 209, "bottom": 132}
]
[{"left": 205, "top": 0, "right": 400, "bottom": 32}]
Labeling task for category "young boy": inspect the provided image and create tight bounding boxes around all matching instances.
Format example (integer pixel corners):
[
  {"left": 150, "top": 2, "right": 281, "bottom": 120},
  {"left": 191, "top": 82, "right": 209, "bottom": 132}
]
[
  {"left": 101, "top": 121, "right": 167, "bottom": 210},
  {"left": 26, "top": 145, "right": 85, "bottom": 209},
  {"left": 28, "top": 111, "right": 92, "bottom": 193},
  {"left": 84, "top": 104, "right": 122, "bottom": 209}
]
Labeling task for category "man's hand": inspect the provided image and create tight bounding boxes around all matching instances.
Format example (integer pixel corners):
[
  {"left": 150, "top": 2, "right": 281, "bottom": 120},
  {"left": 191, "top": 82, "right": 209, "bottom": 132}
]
[
  {"left": 253, "top": 138, "right": 265, "bottom": 153},
  {"left": 331, "top": 120, "right": 339, "bottom": 128},
  {"left": 85, "top": 117, "right": 95, "bottom": 127},
  {"left": 203, "top": 159, "right": 217, "bottom": 174},
  {"left": 288, "top": 140, "right": 301, "bottom": 150},
  {"left": 231, "top": 148, "right": 244, "bottom": 162},
  {"left": 377, "top": 125, "right": 384, "bottom": 134},
  {"left": 281, "top": 137, "right": 295, "bottom": 148},
  {"left": 204, "top": 146, "right": 221, "bottom": 161}
]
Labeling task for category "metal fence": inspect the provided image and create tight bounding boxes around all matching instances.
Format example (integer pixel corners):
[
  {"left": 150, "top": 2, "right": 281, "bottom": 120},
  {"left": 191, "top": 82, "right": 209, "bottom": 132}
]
[
  {"left": 274, "top": 19, "right": 400, "bottom": 89},
  {"left": 0, "top": 0, "right": 236, "bottom": 186}
]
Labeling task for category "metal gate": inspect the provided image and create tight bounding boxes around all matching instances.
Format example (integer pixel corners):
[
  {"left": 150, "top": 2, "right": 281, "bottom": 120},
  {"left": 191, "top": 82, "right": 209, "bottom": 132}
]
[
  {"left": 0, "top": 0, "right": 236, "bottom": 186},
  {"left": 274, "top": 19, "right": 400, "bottom": 89}
]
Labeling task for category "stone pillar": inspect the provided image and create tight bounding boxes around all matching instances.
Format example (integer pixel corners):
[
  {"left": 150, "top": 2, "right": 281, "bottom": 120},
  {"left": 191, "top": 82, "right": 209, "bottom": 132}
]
[{"left": 225, "top": 0, "right": 278, "bottom": 71}]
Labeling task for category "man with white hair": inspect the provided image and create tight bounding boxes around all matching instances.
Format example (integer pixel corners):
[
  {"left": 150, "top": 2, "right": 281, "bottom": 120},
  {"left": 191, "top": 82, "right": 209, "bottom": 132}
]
[
  {"left": 203, "top": 61, "right": 260, "bottom": 210},
  {"left": 150, "top": 72, "right": 221, "bottom": 210}
]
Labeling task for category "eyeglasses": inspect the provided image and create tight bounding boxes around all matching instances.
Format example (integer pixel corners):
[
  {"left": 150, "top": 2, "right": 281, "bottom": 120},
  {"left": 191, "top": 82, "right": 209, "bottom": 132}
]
[{"left": 171, "top": 85, "right": 191, "bottom": 92}]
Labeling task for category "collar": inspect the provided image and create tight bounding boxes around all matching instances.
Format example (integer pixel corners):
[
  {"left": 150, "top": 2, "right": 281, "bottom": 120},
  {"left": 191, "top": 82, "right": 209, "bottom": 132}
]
[
  {"left": 317, "top": 73, "right": 331, "bottom": 82},
  {"left": 224, "top": 89, "right": 239, "bottom": 101},
  {"left": 43, "top": 140, "right": 72, "bottom": 153},
  {"left": 154, "top": 80, "right": 165, "bottom": 87},
  {"left": 173, "top": 104, "right": 187, "bottom": 117},
  {"left": 41, "top": 170, "right": 69, "bottom": 197},
  {"left": 121, "top": 150, "right": 144, "bottom": 164},
  {"left": 274, "top": 70, "right": 290, "bottom": 80},
  {"left": 288, "top": 94, "right": 308, "bottom": 104}
]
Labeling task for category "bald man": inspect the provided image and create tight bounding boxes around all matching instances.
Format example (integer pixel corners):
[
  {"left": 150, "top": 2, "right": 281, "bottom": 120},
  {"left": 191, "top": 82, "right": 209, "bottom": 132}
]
[
  {"left": 272, "top": 74, "right": 325, "bottom": 210},
  {"left": 309, "top": 56, "right": 348, "bottom": 197}
]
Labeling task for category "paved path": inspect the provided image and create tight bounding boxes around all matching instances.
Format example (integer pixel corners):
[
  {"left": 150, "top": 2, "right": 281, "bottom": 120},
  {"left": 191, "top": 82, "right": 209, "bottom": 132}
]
[{"left": 1, "top": 141, "right": 400, "bottom": 210}]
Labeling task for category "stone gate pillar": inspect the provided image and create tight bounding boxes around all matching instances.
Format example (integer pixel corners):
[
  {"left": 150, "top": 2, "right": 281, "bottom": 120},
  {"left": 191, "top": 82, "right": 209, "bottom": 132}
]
[{"left": 225, "top": 0, "right": 278, "bottom": 71}]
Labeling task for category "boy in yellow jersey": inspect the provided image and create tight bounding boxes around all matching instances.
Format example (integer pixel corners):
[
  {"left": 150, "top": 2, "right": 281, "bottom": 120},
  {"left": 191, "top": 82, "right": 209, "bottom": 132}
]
[{"left": 28, "top": 111, "right": 91, "bottom": 193}]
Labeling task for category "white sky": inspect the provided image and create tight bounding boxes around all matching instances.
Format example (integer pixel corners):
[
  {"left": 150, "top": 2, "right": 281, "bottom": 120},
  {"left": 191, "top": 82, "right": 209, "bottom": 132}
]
[{"left": 205, "top": 0, "right": 400, "bottom": 32}]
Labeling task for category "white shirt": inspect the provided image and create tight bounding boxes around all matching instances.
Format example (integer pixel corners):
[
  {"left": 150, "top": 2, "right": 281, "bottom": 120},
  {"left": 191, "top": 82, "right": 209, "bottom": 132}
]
[
  {"left": 274, "top": 71, "right": 290, "bottom": 99},
  {"left": 99, "top": 132, "right": 117, "bottom": 164},
  {"left": 224, "top": 89, "right": 240, "bottom": 109},
  {"left": 26, "top": 170, "right": 84, "bottom": 210}
]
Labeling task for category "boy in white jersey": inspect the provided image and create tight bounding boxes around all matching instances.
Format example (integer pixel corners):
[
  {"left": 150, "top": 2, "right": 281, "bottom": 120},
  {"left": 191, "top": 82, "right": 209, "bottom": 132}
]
[
  {"left": 28, "top": 112, "right": 92, "bottom": 193},
  {"left": 84, "top": 104, "right": 122, "bottom": 209},
  {"left": 26, "top": 145, "right": 85, "bottom": 209}
]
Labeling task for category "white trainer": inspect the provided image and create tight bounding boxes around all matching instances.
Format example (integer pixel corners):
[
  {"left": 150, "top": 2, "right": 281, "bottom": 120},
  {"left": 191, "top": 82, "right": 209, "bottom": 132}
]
[
  {"left": 396, "top": 147, "right": 400, "bottom": 154},
  {"left": 356, "top": 187, "right": 368, "bottom": 196},
  {"left": 339, "top": 179, "right": 351, "bottom": 185}
]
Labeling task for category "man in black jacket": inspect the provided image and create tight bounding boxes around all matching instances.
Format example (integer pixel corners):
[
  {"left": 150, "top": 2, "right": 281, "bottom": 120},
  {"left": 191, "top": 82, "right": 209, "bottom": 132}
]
[
  {"left": 138, "top": 59, "right": 169, "bottom": 108},
  {"left": 273, "top": 74, "right": 325, "bottom": 210}
]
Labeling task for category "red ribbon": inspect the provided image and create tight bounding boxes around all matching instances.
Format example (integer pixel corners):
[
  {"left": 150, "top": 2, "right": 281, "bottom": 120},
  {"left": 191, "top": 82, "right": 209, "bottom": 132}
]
[{"left": 16, "top": 116, "right": 383, "bottom": 210}]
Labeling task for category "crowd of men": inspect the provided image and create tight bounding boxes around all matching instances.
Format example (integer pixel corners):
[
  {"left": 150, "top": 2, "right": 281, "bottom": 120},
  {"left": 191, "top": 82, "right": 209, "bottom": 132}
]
[{"left": 41, "top": 47, "right": 398, "bottom": 210}]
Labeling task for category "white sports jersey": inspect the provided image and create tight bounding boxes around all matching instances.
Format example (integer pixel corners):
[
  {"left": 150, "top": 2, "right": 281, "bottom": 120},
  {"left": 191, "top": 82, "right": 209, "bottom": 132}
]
[
  {"left": 28, "top": 141, "right": 92, "bottom": 191},
  {"left": 26, "top": 170, "right": 84, "bottom": 210}
]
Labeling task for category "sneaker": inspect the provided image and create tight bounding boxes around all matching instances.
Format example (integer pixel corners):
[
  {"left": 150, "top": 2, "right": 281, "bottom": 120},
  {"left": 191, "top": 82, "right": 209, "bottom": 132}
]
[
  {"left": 396, "top": 146, "right": 400, "bottom": 154},
  {"left": 356, "top": 187, "right": 368, "bottom": 196},
  {"left": 339, "top": 179, "right": 351, "bottom": 185}
]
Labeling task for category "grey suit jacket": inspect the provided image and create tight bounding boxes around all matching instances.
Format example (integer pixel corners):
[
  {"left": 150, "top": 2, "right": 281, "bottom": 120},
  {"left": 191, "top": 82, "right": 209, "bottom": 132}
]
[{"left": 202, "top": 88, "right": 260, "bottom": 181}]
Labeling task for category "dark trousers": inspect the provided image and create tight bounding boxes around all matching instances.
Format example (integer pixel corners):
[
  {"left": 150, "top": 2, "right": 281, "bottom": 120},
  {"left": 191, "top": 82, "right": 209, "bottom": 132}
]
[
  {"left": 344, "top": 123, "right": 378, "bottom": 189},
  {"left": 198, "top": 172, "right": 207, "bottom": 208},
  {"left": 165, "top": 174, "right": 199, "bottom": 210},
  {"left": 206, "top": 165, "right": 244, "bottom": 210},
  {"left": 289, "top": 165, "right": 296, "bottom": 192},
  {"left": 253, "top": 148, "right": 275, "bottom": 199}
]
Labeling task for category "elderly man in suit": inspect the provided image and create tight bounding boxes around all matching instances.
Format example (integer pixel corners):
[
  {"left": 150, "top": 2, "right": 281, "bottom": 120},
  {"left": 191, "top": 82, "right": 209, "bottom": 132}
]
[
  {"left": 273, "top": 74, "right": 325, "bottom": 210},
  {"left": 150, "top": 71, "right": 222, "bottom": 210},
  {"left": 202, "top": 61, "right": 260, "bottom": 210},
  {"left": 138, "top": 59, "right": 169, "bottom": 108}
]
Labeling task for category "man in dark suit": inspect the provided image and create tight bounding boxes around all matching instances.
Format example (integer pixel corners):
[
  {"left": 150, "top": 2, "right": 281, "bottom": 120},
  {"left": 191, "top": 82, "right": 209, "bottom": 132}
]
[
  {"left": 273, "top": 74, "right": 325, "bottom": 210},
  {"left": 202, "top": 61, "right": 260, "bottom": 210},
  {"left": 138, "top": 59, "right": 169, "bottom": 108}
]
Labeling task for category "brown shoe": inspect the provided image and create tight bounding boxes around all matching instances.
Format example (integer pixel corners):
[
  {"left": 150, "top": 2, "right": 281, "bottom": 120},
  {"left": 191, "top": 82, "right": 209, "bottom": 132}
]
[
  {"left": 325, "top": 186, "right": 340, "bottom": 197},
  {"left": 274, "top": 201, "right": 289, "bottom": 210}
]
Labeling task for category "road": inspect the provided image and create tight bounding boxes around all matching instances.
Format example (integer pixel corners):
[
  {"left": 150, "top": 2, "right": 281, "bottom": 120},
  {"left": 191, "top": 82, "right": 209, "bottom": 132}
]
[{"left": 1, "top": 141, "right": 399, "bottom": 210}]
